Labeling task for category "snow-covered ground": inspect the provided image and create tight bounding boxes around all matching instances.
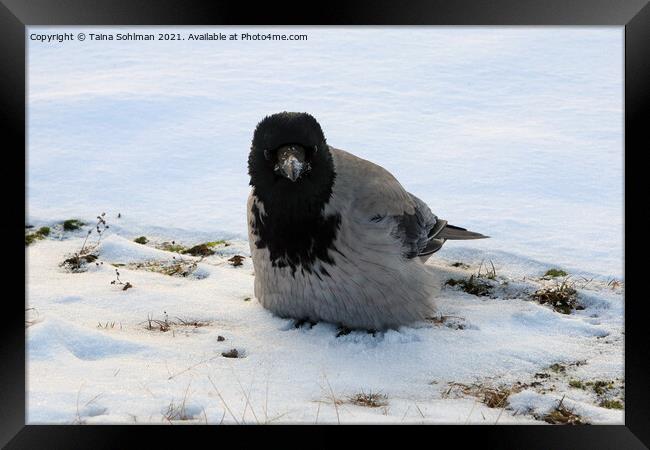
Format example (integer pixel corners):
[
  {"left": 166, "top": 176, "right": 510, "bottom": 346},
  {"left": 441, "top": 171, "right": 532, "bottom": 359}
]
[{"left": 26, "top": 27, "right": 623, "bottom": 424}]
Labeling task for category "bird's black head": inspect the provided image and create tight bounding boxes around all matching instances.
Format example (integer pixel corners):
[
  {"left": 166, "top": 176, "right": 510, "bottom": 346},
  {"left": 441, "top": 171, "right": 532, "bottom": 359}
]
[
  {"left": 248, "top": 112, "right": 335, "bottom": 210},
  {"left": 248, "top": 112, "right": 341, "bottom": 274}
]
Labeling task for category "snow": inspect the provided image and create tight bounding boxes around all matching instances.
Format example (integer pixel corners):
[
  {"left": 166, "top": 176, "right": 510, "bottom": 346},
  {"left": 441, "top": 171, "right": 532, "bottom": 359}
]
[{"left": 26, "top": 27, "right": 623, "bottom": 424}]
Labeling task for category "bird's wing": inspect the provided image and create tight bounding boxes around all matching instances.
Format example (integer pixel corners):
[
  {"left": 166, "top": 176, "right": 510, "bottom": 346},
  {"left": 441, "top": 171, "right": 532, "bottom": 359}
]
[
  {"left": 330, "top": 148, "right": 439, "bottom": 258},
  {"left": 399, "top": 192, "right": 442, "bottom": 258},
  {"left": 330, "top": 148, "right": 417, "bottom": 216},
  {"left": 329, "top": 148, "right": 488, "bottom": 259}
]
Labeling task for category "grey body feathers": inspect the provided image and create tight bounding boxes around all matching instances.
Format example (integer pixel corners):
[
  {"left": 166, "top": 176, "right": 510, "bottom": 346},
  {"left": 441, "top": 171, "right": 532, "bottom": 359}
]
[{"left": 248, "top": 148, "right": 459, "bottom": 330}]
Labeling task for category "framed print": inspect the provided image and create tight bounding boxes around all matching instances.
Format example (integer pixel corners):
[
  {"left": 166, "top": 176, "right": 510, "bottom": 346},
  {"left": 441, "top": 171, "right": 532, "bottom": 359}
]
[{"left": 3, "top": 0, "right": 648, "bottom": 448}]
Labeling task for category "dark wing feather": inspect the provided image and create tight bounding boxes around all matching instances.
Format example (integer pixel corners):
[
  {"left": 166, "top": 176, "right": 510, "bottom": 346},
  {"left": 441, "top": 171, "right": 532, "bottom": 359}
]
[
  {"left": 391, "top": 193, "right": 439, "bottom": 258},
  {"left": 392, "top": 193, "right": 489, "bottom": 259}
]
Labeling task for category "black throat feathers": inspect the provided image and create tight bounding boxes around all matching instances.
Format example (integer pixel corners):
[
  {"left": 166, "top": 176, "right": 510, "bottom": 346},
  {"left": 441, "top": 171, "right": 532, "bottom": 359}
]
[{"left": 248, "top": 112, "right": 342, "bottom": 275}]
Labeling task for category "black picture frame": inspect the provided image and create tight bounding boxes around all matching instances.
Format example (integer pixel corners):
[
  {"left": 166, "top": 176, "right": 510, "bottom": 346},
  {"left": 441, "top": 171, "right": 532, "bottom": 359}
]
[{"left": 3, "top": 0, "right": 648, "bottom": 448}]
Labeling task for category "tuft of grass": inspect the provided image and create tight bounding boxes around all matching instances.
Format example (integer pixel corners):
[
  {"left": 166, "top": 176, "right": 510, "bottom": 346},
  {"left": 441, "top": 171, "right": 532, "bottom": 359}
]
[
  {"left": 61, "top": 253, "right": 98, "bottom": 272},
  {"left": 37, "top": 226, "right": 50, "bottom": 236},
  {"left": 176, "top": 317, "right": 210, "bottom": 328},
  {"left": 569, "top": 380, "right": 585, "bottom": 389},
  {"left": 162, "top": 385, "right": 194, "bottom": 422},
  {"left": 63, "top": 219, "right": 85, "bottom": 231},
  {"left": 142, "top": 314, "right": 209, "bottom": 333},
  {"left": 134, "top": 236, "right": 148, "bottom": 245},
  {"left": 544, "top": 268, "right": 568, "bottom": 278},
  {"left": 348, "top": 391, "right": 388, "bottom": 408},
  {"left": 443, "top": 382, "right": 520, "bottom": 409},
  {"left": 477, "top": 260, "right": 498, "bottom": 280},
  {"left": 482, "top": 389, "right": 511, "bottom": 409},
  {"left": 540, "top": 396, "right": 585, "bottom": 425},
  {"left": 445, "top": 275, "right": 492, "bottom": 297},
  {"left": 591, "top": 380, "right": 615, "bottom": 395},
  {"left": 599, "top": 399, "right": 623, "bottom": 410},
  {"left": 445, "top": 260, "right": 499, "bottom": 296},
  {"left": 182, "top": 244, "right": 215, "bottom": 257},
  {"left": 144, "top": 313, "right": 171, "bottom": 332},
  {"left": 531, "top": 280, "right": 581, "bottom": 314},
  {"left": 163, "top": 401, "right": 194, "bottom": 421},
  {"left": 60, "top": 213, "right": 109, "bottom": 271},
  {"left": 451, "top": 262, "right": 470, "bottom": 269}
]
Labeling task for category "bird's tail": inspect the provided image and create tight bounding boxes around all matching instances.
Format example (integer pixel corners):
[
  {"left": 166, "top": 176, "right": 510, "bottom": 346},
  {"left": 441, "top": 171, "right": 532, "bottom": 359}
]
[
  {"left": 437, "top": 223, "right": 489, "bottom": 240},
  {"left": 418, "top": 221, "right": 489, "bottom": 261}
]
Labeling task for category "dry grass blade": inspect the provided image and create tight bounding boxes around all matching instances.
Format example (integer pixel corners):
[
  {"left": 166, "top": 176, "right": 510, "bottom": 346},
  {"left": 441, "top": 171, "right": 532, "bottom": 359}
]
[
  {"left": 208, "top": 375, "right": 240, "bottom": 425},
  {"left": 167, "top": 355, "right": 220, "bottom": 380},
  {"left": 323, "top": 374, "right": 341, "bottom": 424},
  {"left": 228, "top": 365, "right": 259, "bottom": 424}
]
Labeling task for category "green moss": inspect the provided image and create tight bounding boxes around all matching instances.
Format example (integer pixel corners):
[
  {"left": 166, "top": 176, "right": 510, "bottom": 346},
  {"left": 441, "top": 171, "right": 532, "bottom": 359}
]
[
  {"left": 599, "top": 399, "right": 623, "bottom": 410},
  {"left": 205, "top": 240, "right": 226, "bottom": 247},
  {"left": 134, "top": 236, "right": 149, "bottom": 245},
  {"left": 63, "top": 219, "right": 85, "bottom": 231},
  {"left": 544, "top": 268, "right": 568, "bottom": 278},
  {"left": 25, "top": 233, "right": 38, "bottom": 246},
  {"left": 158, "top": 242, "right": 186, "bottom": 253},
  {"left": 26, "top": 226, "right": 51, "bottom": 246}
]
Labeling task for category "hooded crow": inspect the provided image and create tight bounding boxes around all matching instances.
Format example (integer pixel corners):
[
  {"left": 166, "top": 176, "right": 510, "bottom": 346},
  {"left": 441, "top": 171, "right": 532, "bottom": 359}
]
[{"left": 247, "top": 112, "right": 488, "bottom": 330}]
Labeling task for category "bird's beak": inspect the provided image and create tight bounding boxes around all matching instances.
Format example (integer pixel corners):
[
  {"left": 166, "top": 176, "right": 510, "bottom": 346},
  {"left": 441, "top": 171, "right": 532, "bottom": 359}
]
[
  {"left": 282, "top": 155, "right": 303, "bottom": 182},
  {"left": 276, "top": 146, "right": 306, "bottom": 182}
]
